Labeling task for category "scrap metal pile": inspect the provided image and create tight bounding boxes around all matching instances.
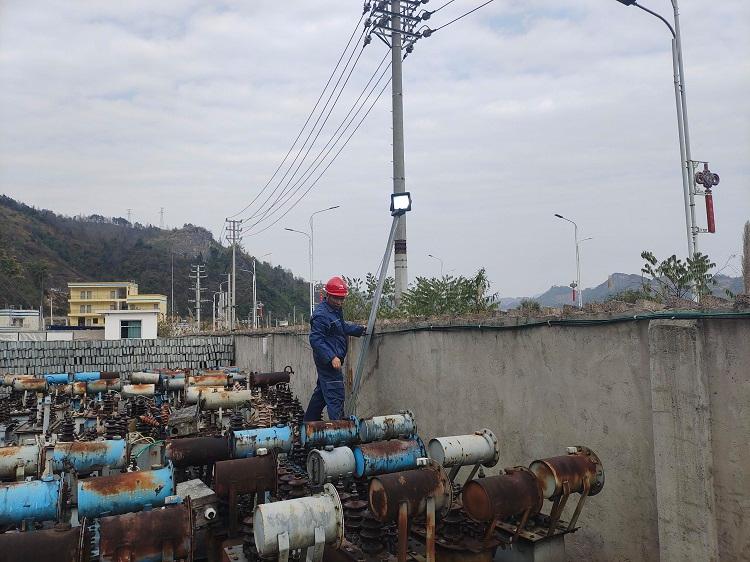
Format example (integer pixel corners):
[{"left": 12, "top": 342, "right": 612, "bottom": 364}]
[{"left": 0, "top": 366, "right": 605, "bottom": 562}]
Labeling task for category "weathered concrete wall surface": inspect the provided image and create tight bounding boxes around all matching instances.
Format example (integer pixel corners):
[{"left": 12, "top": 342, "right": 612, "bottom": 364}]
[
  {"left": 234, "top": 317, "right": 750, "bottom": 562},
  {"left": 0, "top": 336, "right": 234, "bottom": 374}
]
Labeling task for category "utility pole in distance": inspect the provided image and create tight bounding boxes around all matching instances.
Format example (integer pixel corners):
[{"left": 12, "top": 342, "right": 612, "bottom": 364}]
[
  {"left": 188, "top": 264, "right": 208, "bottom": 331},
  {"left": 225, "top": 219, "right": 242, "bottom": 330}
]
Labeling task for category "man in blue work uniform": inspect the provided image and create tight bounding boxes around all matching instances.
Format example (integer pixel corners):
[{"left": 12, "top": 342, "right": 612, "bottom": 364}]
[{"left": 303, "top": 276, "right": 366, "bottom": 421}]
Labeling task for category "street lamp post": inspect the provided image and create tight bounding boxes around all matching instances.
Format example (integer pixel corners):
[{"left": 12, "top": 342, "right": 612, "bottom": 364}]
[
  {"left": 284, "top": 228, "right": 312, "bottom": 315},
  {"left": 242, "top": 253, "right": 271, "bottom": 330},
  {"left": 555, "top": 214, "right": 583, "bottom": 308},
  {"left": 614, "top": 0, "right": 699, "bottom": 258},
  {"left": 309, "top": 206, "right": 340, "bottom": 315},
  {"left": 427, "top": 254, "right": 444, "bottom": 277}
]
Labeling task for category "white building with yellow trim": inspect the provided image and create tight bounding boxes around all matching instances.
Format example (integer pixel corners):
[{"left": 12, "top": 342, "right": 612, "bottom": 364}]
[{"left": 67, "top": 281, "right": 167, "bottom": 327}]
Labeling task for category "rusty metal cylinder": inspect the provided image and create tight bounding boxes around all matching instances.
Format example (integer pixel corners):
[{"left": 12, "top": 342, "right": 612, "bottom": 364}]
[
  {"left": 121, "top": 383, "right": 156, "bottom": 398},
  {"left": 12, "top": 378, "right": 47, "bottom": 392},
  {"left": 71, "top": 381, "right": 87, "bottom": 396},
  {"left": 130, "top": 371, "right": 160, "bottom": 385},
  {"left": 368, "top": 461, "right": 451, "bottom": 523},
  {"left": 300, "top": 417, "right": 359, "bottom": 448},
  {"left": 77, "top": 463, "right": 175, "bottom": 518},
  {"left": 428, "top": 428, "right": 499, "bottom": 468},
  {"left": 0, "top": 524, "right": 88, "bottom": 561},
  {"left": 184, "top": 385, "right": 223, "bottom": 404},
  {"left": 86, "top": 379, "right": 122, "bottom": 393},
  {"left": 49, "top": 440, "right": 127, "bottom": 474},
  {"left": 188, "top": 374, "right": 230, "bottom": 387},
  {"left": 357, "top": 411, "right": 416, "bottom": 443},
  {"left": 99, "top": 371, "right": 120, "bottom": 380},
  {"left": 98, "top": 502, "right": 193, "bottom": 562},
  {"left": 200, "top": 389, "right": 253, "bottom": 410},
  {"left": 231, "top": 426, "right": 293, "bottom": 458},
  {"left": 253, "top": 483, "right": 343, "bottom": 556},
  {"left": 165, "top": 436, "right": 230, "bottom": 468},
  {"left": 165, "top": 376, "right": 186, "bottom": 390},
  {"left": 0, "top": 476, "right": 63, "bottom": 525},
  {"left": 250, "top": 367, "right": 292, "bottom": 387},
  {"left": 0, "top": 444, "right": 41, "bottom": 480},
  {"left": 307, "top": 446, "right": 356, "bottom": 486},
  {"left": 3, "top": 374, "right": 33, "bottom": 386},
  {"left": 462, "top": 467, "right": 544, "bottom": 522},
  {"left": 353, "top": 438, "right": 426, "bottom": 478},
  {"left": 529, "top": 446, "right": 605, "bottom": 499},
  {"left": 213, "top": 453, "right": 277, "bottom": 498}
]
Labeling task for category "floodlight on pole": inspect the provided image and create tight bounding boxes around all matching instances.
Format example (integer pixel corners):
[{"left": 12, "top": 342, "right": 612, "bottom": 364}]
[
  {"left": 285, "top": 227, "right": 313, "bottom": 316},
  {"left": 348, "top": 193, "right": 413, "bottom": 415},
  {"left": 554, "top": 213, "right": 583, "bottom": 309},
  {"left": 427, "top": 254, "right": 444, "bottom": 277}
]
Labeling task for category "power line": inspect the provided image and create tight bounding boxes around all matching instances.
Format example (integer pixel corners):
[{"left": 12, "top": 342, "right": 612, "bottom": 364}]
[
  {"left": 430, "top": 0, "right": 495, "bottom": 33},
  {"left": 243, "top": 74, "right": 393, "bottom": 237},
  {"left": 227, "top": 12, "right": 368, "bottom": 220},
  {"left": 239, "top": 29, "right": 370, "bottom": 225},
  {"left": 241, "top": 53, "right": 391, "bottom": 233}
]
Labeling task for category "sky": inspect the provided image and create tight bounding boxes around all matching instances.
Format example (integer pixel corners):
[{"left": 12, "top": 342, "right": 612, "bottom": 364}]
[{"left": 1, "top": 1, "right": 748, "bottom": 296}]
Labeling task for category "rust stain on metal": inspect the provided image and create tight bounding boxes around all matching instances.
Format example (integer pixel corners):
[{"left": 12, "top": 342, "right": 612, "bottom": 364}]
[
  {"left": 462, "top": 467, "right": 543, "bottom": 523},
  {"left": 165, "top": 436, "right": 229, "bottom": 468},
  {"left": 0, "top": 524, "right": 89, "bottom": 561},
  {"left": 304, "top": 419, "right": 356, "bottom": 437},
  {"left": 213, "top": 455, "right": 277, "bottom": 498},
  {"left": 80, "top": 470, "right": 159, "bottom": 495},
  {"left": 99, "top": 503, "right": 191, "bottom": 561},
  {"left": 368, "top": 464, "right": 449, "bottom": 523},
  {"left": 357, "top": 438, "right": 413, "bottom": 456}
]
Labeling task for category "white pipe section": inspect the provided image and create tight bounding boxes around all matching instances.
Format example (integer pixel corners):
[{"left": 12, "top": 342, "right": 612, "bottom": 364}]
[
  {"left": 307, "top": 447, "right": 356, "bottom": 486},
  {"left": 200, "top": 389, "right": 253, "bottom": 411},
  {"left": 184, "top": 386, "right": 224, "bottom": 404},
  {"left": 130, "top": 372, "right": 160, "bottom": 385},
  {"left": 121, "top": 384, "right": 156, "bottom": 398},
  {"left": 428, "top": 429, "right": 499, "bottom": 468},
  {"left": 254, "top": 483, "right": 343, "bottom": 556}
]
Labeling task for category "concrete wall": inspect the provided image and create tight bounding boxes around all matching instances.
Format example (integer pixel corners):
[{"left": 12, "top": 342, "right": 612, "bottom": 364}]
[
  {"left": 234, "top": 316, "right": 750, "bottom": 562},
  {"left": 0, "top": 336, "right": 233, "bottom": 374}
]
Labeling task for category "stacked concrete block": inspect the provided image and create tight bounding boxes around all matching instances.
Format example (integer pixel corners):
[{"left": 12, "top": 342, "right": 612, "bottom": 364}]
[{"left": 0, "top": 336, "right": 234, "bottom": 375}]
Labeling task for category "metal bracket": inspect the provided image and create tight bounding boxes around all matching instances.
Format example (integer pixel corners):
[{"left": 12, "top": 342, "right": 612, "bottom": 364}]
[
  {"left": 277, "top": 531, "right": 290, "bottom": 562},
  {"left": 305, "top": 526, "right": 326, "bottom": 562}
]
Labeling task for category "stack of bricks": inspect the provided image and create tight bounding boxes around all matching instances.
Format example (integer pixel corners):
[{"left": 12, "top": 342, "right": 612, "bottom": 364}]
[{"left": 0, "top": 336, "right": 234, "bottom": 375}]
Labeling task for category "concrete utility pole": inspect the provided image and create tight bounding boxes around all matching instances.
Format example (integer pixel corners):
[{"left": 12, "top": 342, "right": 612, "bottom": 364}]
[
  {"left": 225, "top": 219, "right": 242, "bottom": 330},
  {"left": 391, "top": 0, "right": 408, "bottom": 303},
  {"left": 126, "top": 209, "right": 132, "bottom": 224},
  {"left": 160, "top": 207, "right": 165, "bottom": 229},
  {"left": 189, "top": 264, "right": 208, "bottom": 331},
  {"left": 371, "top": 0, "right": 421, "bottom": 303}
]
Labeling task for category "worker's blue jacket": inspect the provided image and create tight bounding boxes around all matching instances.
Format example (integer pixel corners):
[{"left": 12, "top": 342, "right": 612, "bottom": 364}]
[{"left": 309, "top": 299, "right": 365, "bottom": 368}]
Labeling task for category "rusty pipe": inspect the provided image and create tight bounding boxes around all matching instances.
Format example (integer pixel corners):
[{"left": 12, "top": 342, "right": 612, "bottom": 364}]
[
  {"left": 368, "top": 461, "right": 451, "bottom": 523},
  {"left": 462, "top": 467, "right": 544, "bottom": 522},
  {"left": 529, "top": 446, "right": 605, "bottom": 499}
]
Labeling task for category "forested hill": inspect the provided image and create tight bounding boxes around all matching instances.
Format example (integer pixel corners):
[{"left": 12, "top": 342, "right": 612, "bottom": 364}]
[{"left": 0, "top": 196, "right": 308, "bottom": 321}]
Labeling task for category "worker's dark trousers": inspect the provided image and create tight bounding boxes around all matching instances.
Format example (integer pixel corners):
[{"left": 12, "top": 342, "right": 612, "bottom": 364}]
[{"left": 303, "top": 364, "right": 345, "bottom": 421}]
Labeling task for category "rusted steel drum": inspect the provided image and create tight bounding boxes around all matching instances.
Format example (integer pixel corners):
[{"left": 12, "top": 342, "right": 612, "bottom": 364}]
[
  {"left": 12, "top": 378, "right": 47, "bottom": 392},
  {"left": 99, "top": 371, "right": 120, "bottom": 380},
  {"left": 230, "top": 426, "right": 293, "bottom": 458},
  {"left": 0, "top": 523, "right": 89, "bottom": 561},
  {"left": 200, "top": 389, "right": 253, "bottom": 411},
  {"left": 165, "top": 436, "right": 230, "bottom": 468},
  {"left": 188, "top": 374, "right": 229, "bottom": 387},
  {"left": 301, "top": 417, "right": 359, "bottom": 448},
  {"left": 529, "top": 446, "right": 605, "bottom": 499},
  {"left": 49, "top": 440, "right": 127, "bottom": 474},
  {"left": 98, "top": 502, "right": 192, "bottom": 562},
  {"left": 121, "top": 383, "right": 155, "bottom": 398},
  {"left": 353, "top": 438, "right": 426, "bottom": 478},
  {"left": 368, "top": 461, "right": 451, "bottom": 523},
  {"left": 462, "top": 467, "right": 544, "bottom": 522},
  {"left": 428, "top": 428, "right": 499, "bottom": 468},
  {"left": 357, "top": 411, "right": 416, "bottom": 443},
  {"left": 130, "top": 372, "right": 160, "bottom": 385},
  {"left": 77, "top": 463, "right": 175, "bottom": 518},
  {"left": 0, "top": 444, "right": 41, "bottom": 480},
  {"left": 185, "top": 385, "right": 224, "bottom": 404},
  {"left": 85, "top": 379, "right": 122, "bottom": 393},
  {"left": 0, "top": 477, "right": 63, "bottom": 525},
  {"left": 250, "top": 366, "right": 293, "bottom": 387},
  {"left": 213, "top": 453, "right": 278, "bottom": 498}
]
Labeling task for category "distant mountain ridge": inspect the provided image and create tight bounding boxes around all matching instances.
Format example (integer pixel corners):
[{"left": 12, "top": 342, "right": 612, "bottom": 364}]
[
  {"left": 499, "top": 272, "right": 742, "bottom": 310},
  {"left": 0, "top": 195, "right": 308, "bottom": 321}
]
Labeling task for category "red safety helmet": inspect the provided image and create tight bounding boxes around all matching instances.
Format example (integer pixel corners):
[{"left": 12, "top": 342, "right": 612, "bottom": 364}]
[{"left": 325, "top": 276, "right": 349, "bottom": 298}]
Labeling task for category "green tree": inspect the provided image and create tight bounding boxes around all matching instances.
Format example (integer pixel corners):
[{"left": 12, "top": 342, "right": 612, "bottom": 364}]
[
  {"left": 640, "top": 251, "right": 717, "bottom": 301},
  {"left": 399, "top": 268, "right": 498, "bottom": 317}
]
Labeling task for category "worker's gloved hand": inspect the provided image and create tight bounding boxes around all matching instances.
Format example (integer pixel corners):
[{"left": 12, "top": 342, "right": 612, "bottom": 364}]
[{"left": 331, "top": 356, "right": 342, "bottom": 370}]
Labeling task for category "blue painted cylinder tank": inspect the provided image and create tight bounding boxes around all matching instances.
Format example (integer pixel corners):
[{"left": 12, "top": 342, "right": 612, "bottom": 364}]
[
  {"left": 51, "top": 439, "right": 127, "bottom": 474},
  {"left": 45, "top": 373, "right": 70, "bottom": 385},
  {"left": 300, "top": 417, "right": 359, "bottom": 448},
  {"left": 353, "top": 437, "right": 426, "bottom": 478},
  {"left": 73, "top": 371, "right": 100, "bottom": 382},
  {"left": 77, "top": 463, "right": 175, "bottom": 518},
  {"left": 230, "top": 426, "right": 293, "bottom": 458},
  {"left": 0, "top": 476, "right": 62, "bottom": 525}
]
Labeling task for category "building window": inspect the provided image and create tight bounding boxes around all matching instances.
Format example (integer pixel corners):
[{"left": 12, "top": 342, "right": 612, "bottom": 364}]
[
  {"left": 153, "top": 303, "right": 159, "bottom": 310},
  {"left": 110, "top": 290, "right": 117, "bottom": 299},
  {"left": 80, "top": 305, "right": 85, "bottom": 313},
  {"left": 86, "top": 290, "right": 92, "bottom": 299},
  {"left": 120, "top": 320, "right": 142, "bottom": 339},
  {"left": 86, "top": 305, "right": 92, "bottom": 313},
  {"left": 11, "top": 318, "right": 23, "bottom": 327},
  {"left": 85, "top": 318, "right": 91, "bottom": 326},
  {"left": 110, "top": 304, "right": 116, "bottom": 310},
  {"left": 92, "top": 318, "right": 98, "bottom": 325},
  {"left": 80, "top": 291, "right": 86, "bottom": 299}
]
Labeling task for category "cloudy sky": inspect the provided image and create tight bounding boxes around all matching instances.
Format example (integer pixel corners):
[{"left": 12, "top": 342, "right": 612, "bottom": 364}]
[{"left": 1, "top": 1, "right": 748, "bottom": 296}]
